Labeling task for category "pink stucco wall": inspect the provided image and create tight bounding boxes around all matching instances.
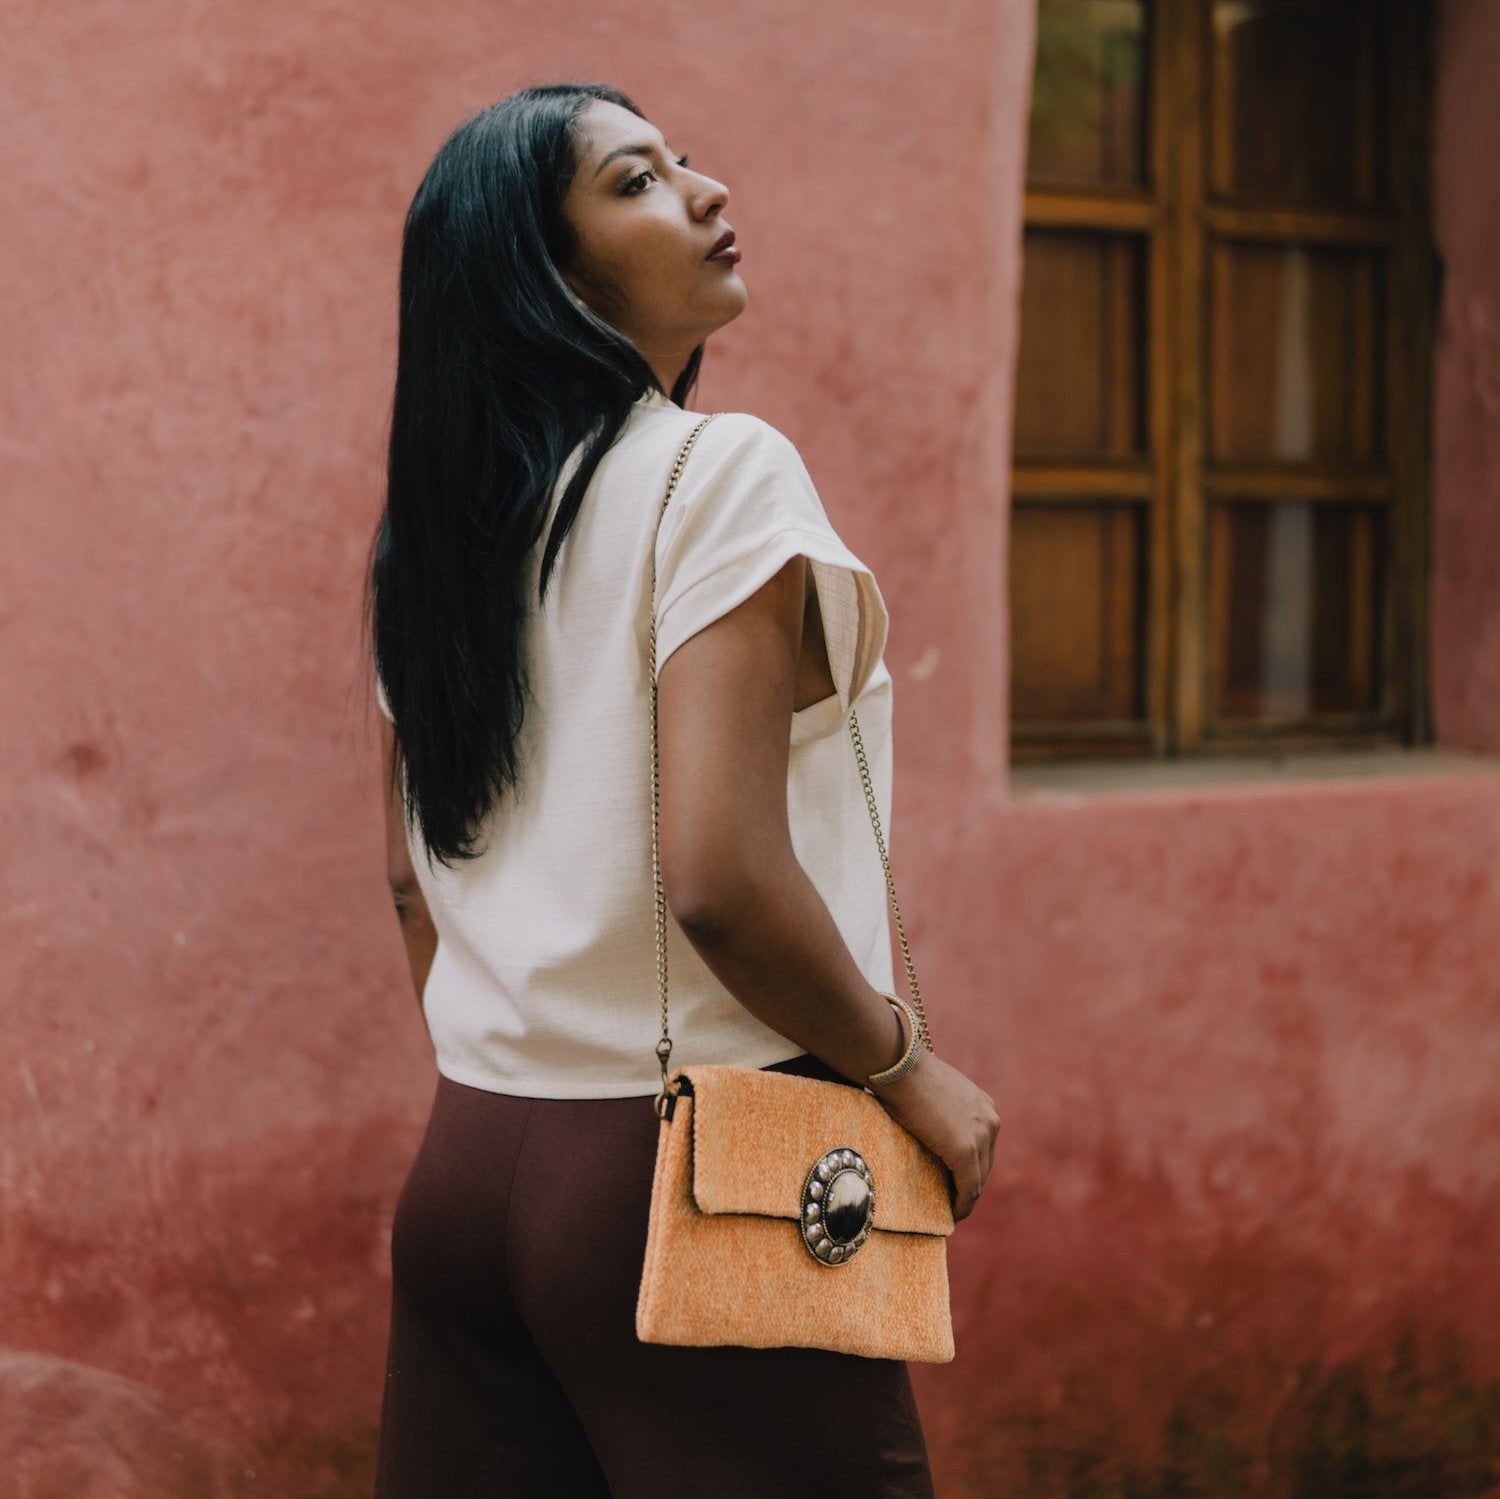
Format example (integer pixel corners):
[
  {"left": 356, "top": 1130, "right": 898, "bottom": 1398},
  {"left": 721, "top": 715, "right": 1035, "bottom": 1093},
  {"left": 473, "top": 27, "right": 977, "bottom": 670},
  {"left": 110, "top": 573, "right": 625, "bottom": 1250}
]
[{"left": 4, "top": 1, "right": 1498, "bottom": 1495}]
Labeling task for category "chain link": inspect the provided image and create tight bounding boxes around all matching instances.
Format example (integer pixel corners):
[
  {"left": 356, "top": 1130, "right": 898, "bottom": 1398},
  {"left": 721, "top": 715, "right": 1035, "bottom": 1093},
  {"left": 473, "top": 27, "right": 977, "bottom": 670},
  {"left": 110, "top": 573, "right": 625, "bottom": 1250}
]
[
  {"left": 650, "top": 415, "right": 720, "bottom": 1108},
  {"left": 847, "top": 707, "right": 932, "bottom": 1053},
  {"left": 648, "top": 414, "right": 931, "bottom": 1112}
]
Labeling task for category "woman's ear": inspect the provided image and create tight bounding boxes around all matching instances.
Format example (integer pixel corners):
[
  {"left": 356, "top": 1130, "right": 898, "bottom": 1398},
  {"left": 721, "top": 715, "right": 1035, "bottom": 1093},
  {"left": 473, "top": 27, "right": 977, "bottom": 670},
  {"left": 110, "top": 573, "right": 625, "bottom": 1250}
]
[
  {"left": 560, "top": 257, "right": 624, "bottom": 322},
  {"left": 560, "top": 260, "right": 600, "bottom": 315}
]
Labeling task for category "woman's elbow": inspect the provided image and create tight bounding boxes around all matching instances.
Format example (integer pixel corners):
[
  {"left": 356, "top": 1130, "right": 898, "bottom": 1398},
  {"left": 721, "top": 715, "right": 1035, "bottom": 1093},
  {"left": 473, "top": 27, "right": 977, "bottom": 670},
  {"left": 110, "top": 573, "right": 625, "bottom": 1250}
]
[{"left": 660, "top": 842, "right": 785, "bottom": 948}]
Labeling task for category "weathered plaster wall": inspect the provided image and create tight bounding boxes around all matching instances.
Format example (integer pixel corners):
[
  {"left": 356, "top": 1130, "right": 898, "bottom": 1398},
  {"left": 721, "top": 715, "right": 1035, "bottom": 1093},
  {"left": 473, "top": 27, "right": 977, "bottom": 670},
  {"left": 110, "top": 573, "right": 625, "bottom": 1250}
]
[
  {"left": 1431, "top": 0, "right": 1500, "bottom": 753},
  {"left": 5, "top": 0, "right": 1499, "bottom": 1496},
  {"left": 912, "top": 774, "right": 1500, "bottom": 1493},
  {"left": 910, "top": 9, "right": 1500, "bottom": 1491},
  {"left": 1, "top": 0, "right": 1025, "bottom": 1494}
]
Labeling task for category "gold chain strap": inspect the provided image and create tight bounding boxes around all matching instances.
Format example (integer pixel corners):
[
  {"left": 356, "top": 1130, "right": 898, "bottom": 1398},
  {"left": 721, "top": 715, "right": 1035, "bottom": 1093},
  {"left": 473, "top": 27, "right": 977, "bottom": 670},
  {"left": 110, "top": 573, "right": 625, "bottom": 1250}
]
[
  {"left": 649, "top": 416, "right": 719, "bottom": 1110},
  {"left": 648, "top": 415, "right": 932, "bottom": 1113},
  {"left": 846, "top": 708, "right": 931, "bottom": 1052}
]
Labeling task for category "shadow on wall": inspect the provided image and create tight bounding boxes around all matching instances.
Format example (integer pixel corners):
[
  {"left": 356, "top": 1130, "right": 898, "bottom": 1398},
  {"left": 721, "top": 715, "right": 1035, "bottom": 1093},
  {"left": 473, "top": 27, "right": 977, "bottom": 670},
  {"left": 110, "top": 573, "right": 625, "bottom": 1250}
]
[
  {"left": 919, "top": 1155, "right": 1500, "bottom": 1499},
  {"left": 0, "top": 1352, "right": 221, "bottom": 1499},
  {"left": 0, "top": 1348, "right": 378, "bottom": 1499},
  {"left": 936, "top": 1330, "right": 1500, "bottom": 1499}
]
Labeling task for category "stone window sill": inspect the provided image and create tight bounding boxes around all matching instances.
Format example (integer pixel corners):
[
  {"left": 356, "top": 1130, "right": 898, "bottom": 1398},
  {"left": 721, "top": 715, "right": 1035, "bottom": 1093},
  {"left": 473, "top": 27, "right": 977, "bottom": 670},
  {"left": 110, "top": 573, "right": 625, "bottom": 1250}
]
[{"left": 1006, "top": 746, "right": 1500, "bottom": 802}]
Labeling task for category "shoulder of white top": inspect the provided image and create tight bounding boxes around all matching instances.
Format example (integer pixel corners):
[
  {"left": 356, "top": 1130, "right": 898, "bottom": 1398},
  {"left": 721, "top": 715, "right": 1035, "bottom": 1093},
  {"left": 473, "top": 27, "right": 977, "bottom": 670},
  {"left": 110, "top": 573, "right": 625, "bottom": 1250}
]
[{"left": 680, "top": 409, "right": 799, "bottom": 457}]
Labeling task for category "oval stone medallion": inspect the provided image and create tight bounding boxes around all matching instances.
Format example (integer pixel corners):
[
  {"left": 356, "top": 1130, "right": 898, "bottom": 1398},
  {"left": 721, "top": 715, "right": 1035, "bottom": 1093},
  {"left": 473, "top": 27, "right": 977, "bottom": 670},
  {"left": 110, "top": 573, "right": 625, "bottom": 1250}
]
[{"left": 800, "top": 1148, "right": 876, "bottom": 1264}]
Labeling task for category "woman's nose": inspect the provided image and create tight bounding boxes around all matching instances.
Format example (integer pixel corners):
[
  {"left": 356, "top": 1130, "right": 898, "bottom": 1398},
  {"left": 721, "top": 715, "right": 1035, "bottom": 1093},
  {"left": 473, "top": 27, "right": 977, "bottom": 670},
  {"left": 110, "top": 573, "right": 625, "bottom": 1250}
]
[{"left": 691, "top": 171, "right": 729, "bottom": 218}]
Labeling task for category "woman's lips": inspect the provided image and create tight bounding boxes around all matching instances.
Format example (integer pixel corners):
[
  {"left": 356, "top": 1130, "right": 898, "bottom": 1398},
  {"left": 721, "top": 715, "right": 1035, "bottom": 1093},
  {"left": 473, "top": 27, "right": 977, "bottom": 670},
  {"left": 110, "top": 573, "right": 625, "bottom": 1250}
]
[{"left": 705, "top": 230, "right": 740, "bottom": 264}]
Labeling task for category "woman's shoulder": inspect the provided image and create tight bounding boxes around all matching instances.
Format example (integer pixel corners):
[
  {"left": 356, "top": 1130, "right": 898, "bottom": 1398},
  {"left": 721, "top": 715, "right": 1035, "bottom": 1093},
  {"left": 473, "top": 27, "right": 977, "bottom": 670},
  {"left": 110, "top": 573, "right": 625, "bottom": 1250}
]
[
  {"left": 642, "top": 403, "right": 805, "bottom": 464},
  {"left": 659, "top": 410, "right": 822, "bottom": 504},
  {"left": 657, "top": 409, "right": 834, "bottom": 530},
  {"left": 622, "top": 402, "right": 837, "bottom": 544}
]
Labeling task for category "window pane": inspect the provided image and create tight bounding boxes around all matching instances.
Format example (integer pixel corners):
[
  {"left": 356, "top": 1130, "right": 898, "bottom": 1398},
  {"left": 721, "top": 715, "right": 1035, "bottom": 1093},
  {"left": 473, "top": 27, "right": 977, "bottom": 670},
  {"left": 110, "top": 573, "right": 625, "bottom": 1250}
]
[
  {"left": 1029, "top": 0, "right": 1148, "bottom": 189},
  {"left": 1011, "top": 502, "right": 1146, "bottom": 723},
  {"left": 1210, "top": 0, "right": 1385, "bottom": 205},
  {"left": 1211, "top": 502, "right": 1382, "bottom": 721},
  {"left": 1209, "top": 242, "right": 1383, "bottom": 464},
  {"left": 1016, "top": 231, "right": 1147, "bottom": 459}
]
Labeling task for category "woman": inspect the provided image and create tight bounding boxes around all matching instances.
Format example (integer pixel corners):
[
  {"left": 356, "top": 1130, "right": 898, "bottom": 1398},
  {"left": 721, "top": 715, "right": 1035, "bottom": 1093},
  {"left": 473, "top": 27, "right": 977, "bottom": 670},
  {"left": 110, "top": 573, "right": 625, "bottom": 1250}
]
[{"left": 368, "top": 81, "right": 999, "bottom": 1497}]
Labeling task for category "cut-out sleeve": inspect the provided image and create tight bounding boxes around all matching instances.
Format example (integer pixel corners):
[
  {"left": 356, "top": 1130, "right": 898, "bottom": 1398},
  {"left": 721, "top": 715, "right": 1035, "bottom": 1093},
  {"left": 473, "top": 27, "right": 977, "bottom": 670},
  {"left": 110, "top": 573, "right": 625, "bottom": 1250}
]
[{"left": 653, "top": 414, "right": 889, "bottom": 717}]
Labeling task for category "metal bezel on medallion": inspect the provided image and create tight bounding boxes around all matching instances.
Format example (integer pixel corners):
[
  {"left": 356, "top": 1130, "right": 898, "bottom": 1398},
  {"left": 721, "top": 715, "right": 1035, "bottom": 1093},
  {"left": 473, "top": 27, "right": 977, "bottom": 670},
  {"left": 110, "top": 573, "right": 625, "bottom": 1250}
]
[{"left": 799, "top": 1147, "right": 876, "bottom": 1265}]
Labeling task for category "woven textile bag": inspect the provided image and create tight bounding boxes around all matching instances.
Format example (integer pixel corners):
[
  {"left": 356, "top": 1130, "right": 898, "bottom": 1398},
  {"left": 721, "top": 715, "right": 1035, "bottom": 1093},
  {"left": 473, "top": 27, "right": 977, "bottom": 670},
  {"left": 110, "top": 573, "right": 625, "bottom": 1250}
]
[{"left": 633, "top": 414, "right": 956, "bottom": 1363}]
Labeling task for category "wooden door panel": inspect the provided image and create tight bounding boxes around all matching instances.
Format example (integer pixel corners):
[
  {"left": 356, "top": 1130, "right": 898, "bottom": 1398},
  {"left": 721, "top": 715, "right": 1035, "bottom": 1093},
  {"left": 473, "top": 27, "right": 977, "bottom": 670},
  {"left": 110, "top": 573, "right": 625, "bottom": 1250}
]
[
  {"left": 1028, "top": 0, "right": 1149, "bottom": 189},
  {"left": 1211, "top": 501, "right": 1383, "bottom": 720},
  {"left": 1209, "top": 0, "right": 1386, "bottom": 207},
  {"left": 1208, "top": 242, "right": 1384, "bottom": 464},
  {"left": 1011, "top": 502, "right": 1146, "bottom": 722},
  {"left": 1015, "top": 229, "right": 1148, "bottom": 460}
]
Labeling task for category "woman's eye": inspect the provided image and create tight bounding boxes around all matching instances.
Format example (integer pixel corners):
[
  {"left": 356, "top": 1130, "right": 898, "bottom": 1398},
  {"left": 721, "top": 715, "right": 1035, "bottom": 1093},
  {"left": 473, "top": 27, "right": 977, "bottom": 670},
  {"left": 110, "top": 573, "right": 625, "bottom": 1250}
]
[{"left": 620, "top": 155, "right": 693, "bottom": 195}]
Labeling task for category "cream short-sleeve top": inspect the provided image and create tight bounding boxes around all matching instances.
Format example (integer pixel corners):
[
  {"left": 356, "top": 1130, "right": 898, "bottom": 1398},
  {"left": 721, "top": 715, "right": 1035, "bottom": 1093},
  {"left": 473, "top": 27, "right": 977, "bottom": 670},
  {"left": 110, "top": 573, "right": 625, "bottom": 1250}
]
[{"left": 377, "top": 386, "right": 896, "bottom": 1098}]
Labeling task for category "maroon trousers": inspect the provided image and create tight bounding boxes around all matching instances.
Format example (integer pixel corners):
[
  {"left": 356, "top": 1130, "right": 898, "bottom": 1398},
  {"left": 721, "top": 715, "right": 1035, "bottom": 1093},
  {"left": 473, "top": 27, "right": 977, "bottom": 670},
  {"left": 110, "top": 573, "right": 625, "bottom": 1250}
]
[{"left": 373, "top": 1052, "right": 934, "bottom": 1497}]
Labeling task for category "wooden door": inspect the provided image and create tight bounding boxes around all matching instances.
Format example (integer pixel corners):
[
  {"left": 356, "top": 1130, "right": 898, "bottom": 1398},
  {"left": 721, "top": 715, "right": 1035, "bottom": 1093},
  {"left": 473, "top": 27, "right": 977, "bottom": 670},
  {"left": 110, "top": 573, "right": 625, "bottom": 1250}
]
[{"left": 1012, "top": 0, "right": 1434, "bottom": 759}]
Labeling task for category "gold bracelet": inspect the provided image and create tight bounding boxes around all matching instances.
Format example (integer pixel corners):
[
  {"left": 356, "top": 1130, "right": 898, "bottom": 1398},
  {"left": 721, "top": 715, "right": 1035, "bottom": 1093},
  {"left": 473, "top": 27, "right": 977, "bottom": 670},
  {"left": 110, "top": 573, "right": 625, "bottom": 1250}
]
[{"left": 866, "top": 994, "right": 924, "bottom": 1089}]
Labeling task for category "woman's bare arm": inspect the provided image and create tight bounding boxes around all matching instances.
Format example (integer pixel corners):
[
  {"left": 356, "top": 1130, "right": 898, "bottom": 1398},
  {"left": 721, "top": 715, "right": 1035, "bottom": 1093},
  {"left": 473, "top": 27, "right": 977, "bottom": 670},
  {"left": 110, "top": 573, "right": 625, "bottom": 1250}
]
[
  {"left": 381, "top": 713, "right": 438, "bottom": 1006},
  {"left": 656, "top": 556, "right": 998, "bottom": 1217}
]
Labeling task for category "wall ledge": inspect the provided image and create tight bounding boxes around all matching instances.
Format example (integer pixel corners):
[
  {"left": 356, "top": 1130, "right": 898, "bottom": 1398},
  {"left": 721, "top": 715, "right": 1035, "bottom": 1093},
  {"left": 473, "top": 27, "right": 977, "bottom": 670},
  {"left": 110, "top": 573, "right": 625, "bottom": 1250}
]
[{"left": 1006, "top": 746, "right": 1500, "bottom": 802}]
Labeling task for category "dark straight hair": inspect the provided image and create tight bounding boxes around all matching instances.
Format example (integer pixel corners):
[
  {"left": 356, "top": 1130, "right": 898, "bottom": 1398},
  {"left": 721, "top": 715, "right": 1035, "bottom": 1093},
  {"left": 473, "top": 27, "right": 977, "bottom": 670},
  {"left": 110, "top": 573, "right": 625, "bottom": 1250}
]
[{"left": 367, "top": 82, "right": 704, "bottom": 866}]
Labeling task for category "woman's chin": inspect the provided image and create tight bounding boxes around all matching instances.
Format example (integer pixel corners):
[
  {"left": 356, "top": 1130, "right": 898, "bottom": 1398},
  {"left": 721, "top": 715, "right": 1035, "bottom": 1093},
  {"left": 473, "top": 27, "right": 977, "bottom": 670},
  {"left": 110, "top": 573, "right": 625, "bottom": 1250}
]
[{"left": 711, "top": 280, "right": 749, "bottom": 327}]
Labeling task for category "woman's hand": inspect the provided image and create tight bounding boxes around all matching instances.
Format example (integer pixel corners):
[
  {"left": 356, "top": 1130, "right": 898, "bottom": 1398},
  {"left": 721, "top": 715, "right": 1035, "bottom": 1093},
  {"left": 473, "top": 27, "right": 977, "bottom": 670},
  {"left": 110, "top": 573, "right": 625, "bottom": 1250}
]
[{"left": 871, "top": 1052, "right": 1000, "bottom": 1221}]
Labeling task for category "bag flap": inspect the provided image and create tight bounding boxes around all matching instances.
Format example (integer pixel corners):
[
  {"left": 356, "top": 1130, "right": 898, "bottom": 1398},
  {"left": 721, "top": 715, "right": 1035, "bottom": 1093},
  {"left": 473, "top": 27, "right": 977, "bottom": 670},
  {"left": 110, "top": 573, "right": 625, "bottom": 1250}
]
[{"left": 679, "top": 1065, "right": 955, "bottom": 1238}]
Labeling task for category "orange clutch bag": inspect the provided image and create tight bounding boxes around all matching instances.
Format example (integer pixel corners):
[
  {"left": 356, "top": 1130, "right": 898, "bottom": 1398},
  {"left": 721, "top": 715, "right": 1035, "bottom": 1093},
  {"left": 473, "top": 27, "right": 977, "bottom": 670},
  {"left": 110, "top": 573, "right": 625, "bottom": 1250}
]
[{"left": 633, "top": 415, "right": 956, "bottom": 1364}]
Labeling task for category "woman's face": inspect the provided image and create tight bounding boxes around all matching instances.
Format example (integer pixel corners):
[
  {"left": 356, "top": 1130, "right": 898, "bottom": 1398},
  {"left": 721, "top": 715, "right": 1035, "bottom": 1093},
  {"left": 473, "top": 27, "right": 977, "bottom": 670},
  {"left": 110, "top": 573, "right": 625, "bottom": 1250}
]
[{"left": 559, "top": 101, "right": 746, "bottom": 387}]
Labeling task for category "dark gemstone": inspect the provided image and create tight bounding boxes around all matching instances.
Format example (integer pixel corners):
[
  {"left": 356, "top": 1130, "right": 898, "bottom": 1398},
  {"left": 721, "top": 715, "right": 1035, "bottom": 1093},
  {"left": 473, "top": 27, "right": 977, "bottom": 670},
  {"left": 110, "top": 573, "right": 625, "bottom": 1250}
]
[{"left": 823, "top": 1169, "right": 873, "bottom": 1245}]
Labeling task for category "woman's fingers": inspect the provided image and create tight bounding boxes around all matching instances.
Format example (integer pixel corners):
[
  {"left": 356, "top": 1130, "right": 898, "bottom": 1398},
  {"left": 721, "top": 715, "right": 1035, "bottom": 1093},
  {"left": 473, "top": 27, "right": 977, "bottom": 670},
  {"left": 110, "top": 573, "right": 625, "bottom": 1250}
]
[
  {"left": 962, "top": 1099, "right": 1001, "bottom": 1218},
  {"left": 982, "top": 1099, "right": 1000, "bottom": 1182},
  {"left": 949, "top": 1146, "right": 984, "bottom": 1221},
  {"left": 876, "top": 1057, "right": 1001, "bottom": 1222}
]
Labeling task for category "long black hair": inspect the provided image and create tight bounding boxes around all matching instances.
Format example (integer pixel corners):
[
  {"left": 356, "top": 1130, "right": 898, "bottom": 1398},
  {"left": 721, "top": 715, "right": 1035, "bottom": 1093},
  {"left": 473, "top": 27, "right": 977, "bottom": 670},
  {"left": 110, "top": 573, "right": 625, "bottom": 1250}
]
[{"left": 367, "top": 82, "right": 704, "bottom": 866}]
